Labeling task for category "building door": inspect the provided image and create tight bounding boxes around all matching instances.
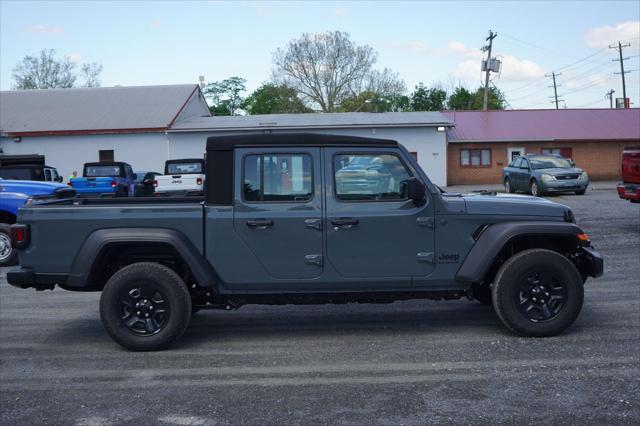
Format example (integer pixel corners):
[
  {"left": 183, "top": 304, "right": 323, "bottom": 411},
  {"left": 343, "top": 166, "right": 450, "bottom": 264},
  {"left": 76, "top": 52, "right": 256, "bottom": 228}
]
[{"left": 508, "top": 147, "right": 525, "bottom": 162}]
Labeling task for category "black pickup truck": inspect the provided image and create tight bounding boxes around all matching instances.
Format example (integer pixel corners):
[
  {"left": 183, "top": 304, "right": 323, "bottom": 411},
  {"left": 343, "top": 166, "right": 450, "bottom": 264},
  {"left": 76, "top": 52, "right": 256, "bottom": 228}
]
[{"left": 7, "top": 133, "right": 603, "bottom": 351}]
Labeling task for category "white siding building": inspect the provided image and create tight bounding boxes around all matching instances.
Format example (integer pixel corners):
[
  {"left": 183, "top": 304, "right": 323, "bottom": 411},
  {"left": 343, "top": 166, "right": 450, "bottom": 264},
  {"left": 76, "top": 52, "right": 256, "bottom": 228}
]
[{"left": 1, "top": 84, "right": 453, "bottom": 185}]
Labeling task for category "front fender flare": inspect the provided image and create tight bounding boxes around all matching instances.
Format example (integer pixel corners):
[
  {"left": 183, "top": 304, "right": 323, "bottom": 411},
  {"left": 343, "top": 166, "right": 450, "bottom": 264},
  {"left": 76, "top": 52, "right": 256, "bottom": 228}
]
[
  {"left": 66, "top": 228, "right": 217, "bottom": 288},
  {"left": 456, "top": 221, "right": 583, "bottom": 283}
]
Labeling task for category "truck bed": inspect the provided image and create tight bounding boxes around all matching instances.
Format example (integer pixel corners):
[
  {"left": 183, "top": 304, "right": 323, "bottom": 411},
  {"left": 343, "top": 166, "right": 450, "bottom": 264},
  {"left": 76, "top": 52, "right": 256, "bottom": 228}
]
[{"left": 17, "top": 197, "right": 205, "bottom": 274}]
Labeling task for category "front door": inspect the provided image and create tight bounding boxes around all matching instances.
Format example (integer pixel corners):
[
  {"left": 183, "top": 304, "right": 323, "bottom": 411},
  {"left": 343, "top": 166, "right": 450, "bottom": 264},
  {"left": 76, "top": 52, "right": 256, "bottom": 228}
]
[
  {"left": 233, "top": 147, "right": 323, "bottom": 279},
  {"left": 324, "top": 148, "right": 435, "bottom": 283}
]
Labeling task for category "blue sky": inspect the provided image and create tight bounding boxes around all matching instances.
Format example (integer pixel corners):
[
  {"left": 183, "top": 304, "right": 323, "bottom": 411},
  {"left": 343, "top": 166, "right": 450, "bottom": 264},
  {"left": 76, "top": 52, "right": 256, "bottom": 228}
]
[{"left": 1, "top": 0, "right": 639, "bottom": 109}]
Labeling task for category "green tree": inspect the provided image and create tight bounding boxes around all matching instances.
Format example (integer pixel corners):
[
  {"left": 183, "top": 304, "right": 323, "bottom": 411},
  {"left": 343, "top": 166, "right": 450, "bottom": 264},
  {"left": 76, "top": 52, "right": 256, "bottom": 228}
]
[
  {"left": 339, "top": 91, "right": 410, "bottom": 112},
  {"left": 204, "top": 76, "right": 247, "bottom": 115},
  {"left": 410, "top": 83, "right": 447, "bottom": 111},
  {"left": 242, "top": 84, "right": 311, "bottom": 115},
  {"left": 12, "top": 49, "right": 103, "bottom": 89},
  {"left": 446, "top": 86, "right": 506, "bottom": 110}
]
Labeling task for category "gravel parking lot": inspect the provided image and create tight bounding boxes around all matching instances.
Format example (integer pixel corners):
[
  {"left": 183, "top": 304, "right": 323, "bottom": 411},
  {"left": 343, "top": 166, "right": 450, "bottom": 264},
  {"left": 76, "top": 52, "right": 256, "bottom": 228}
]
[{"left": 1, "top": 189, "right": 638, "bottom": 425}]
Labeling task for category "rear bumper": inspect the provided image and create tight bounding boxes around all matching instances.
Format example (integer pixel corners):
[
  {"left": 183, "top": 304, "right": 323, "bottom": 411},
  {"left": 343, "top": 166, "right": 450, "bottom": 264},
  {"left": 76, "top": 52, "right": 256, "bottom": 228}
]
[
  {"left": 6, "top": 267, "right": 64, "bottom": 290},
  {"left": 617, "top": 183, "right": 640, "bottom": 201},
  {"left": 579, "top": 247, "right": 604, "bottom": 278}
]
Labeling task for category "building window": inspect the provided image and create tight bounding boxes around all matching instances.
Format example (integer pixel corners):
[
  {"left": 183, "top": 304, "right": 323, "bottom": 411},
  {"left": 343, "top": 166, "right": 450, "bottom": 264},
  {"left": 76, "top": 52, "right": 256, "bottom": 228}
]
[
  {"left": 541, "top": 147, "right": 572, "bottom": 159},
  {"left": 460, "top": 149, "right": 491, "bottom": 168},
  {"left": 99, "top": 150, "right": 114, "bottom": 162},
  {"left": 243, "top": 153, "right": 313, "bottom": 202}
]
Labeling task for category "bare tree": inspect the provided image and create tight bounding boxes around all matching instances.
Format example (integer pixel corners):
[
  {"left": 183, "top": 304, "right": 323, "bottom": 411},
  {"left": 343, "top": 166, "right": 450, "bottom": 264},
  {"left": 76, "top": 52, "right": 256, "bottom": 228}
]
[
  {"left": 12, "top": 49, "right": 76, "bottom": 89},
  {"left": 12, "top": 49, "right": 104, "bottom": 90},
  {"left": 80, "top": 63, "right": 103, "bottom": 88},
  {"left": 273, "top": 31, "right": 403, "bottom": 112}
]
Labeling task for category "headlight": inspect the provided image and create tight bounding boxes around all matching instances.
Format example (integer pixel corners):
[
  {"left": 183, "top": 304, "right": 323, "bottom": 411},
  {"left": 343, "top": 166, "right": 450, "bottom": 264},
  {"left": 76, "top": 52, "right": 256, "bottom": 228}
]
[
  {"left": 579, "top": 171, "right": 588, "bottom": 181},
  {"left": 541, "top": 174, "right": 556, "bottom": 182}
]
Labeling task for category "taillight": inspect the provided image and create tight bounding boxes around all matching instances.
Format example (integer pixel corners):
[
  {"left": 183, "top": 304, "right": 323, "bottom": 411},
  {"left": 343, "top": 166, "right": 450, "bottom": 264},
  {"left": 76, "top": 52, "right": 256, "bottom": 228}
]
[
  {"left": 111, "top": 180, "right": 117, "bottom": 188},
  {"left": 153, "top": 180, "right": 158, "bottom": 187},
  {"left": 10, "top": 224, "right": 30, "bottom": 249},
  {"left": 68, "top": 182, "right": 73, "bottom": 187},
  {"left": 196, "top": 177, "right": 203, "bottom": 186}
]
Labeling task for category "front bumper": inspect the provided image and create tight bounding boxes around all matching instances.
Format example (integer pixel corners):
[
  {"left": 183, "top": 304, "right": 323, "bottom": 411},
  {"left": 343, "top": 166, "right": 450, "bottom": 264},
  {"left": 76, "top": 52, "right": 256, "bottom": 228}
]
[
  {"left": 577, "top": 247, "right": 604, "bottom": 278},
  {"left": 617, "top": 183, "right": 640, "bottom": 201},
  {"left": 540, "top": 179, "right": 588, "bottom": 193}
]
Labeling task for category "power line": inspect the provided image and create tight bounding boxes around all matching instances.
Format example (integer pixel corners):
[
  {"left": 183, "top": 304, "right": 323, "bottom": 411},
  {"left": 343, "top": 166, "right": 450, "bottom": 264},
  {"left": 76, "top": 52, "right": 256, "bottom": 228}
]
[
  {"left": 545, "top": 71, "right": 563, "bottom": 109},
  {"left": 500, "top": 33, "right": 577, "bottom": 59}
]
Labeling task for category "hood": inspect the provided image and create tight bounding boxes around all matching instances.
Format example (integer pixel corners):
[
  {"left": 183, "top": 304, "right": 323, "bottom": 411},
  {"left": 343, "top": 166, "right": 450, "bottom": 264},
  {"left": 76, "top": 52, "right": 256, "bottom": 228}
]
[
  {"left": 448, "top": 192, "right": 571, "bottom": 218},
  {"left": 534, "top": 167, "right": 584, "bottom": 175},
  {"left": 0, "top": 179, "right": 69, "bottom": 196}
]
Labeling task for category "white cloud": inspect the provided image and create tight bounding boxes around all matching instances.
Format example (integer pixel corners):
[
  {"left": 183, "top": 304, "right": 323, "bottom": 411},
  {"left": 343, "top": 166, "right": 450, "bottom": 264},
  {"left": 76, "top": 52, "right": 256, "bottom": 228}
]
[
  {"left": 24, "top": 24, "right": 64, "bottom": 35},
  {"left": 453, "top": 60, "right": 482, "bottom": 84},
  {"left": 65, "top": 53, "right": 82, "bottom": 63},
  {"left": 499, "top": 55, "right": 545, "bottom": 81},
  {"left": 334, "top": 7, "right": 346, "bottom": 17},
  {"left": 447, "top": 41, "right": 482, "bottom": 59},
  {"left": 584, "top": 21, "right": 640, "bottom": 48}
]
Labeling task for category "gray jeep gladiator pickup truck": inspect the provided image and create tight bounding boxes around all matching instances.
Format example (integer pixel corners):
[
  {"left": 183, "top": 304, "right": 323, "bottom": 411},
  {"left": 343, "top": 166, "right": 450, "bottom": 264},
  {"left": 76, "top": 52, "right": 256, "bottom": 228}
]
[{"left": 7, "top": 133, "right": 603, "bottom": 351}]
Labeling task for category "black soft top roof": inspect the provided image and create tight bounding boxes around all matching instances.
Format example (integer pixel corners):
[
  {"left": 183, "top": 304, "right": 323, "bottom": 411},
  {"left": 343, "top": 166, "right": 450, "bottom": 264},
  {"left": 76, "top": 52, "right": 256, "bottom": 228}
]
[
  {"left": 165, "top": 158, "right": 204, "bottom": 164},
  {"left": 206, "top": 133, "right": 398, "bottom": 151},
  {"left": 83, "top": 162, "right": 130, "bottom": 168}
]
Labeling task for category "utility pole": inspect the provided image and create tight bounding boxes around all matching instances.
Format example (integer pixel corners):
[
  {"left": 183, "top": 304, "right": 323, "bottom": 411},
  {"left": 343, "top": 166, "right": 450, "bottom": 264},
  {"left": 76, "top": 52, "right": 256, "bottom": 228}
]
[
  {"left": 609, "top": 41, "right": 631, "bottom": 108},
  {"left": 606, "top": 89, "right": 615, "bottom": 109},
  {"left": 482, "top": 30, "right": 497, "bottom": 110},
  {"left": 545, "top": 71, "right": 562, "bottom": 109}
]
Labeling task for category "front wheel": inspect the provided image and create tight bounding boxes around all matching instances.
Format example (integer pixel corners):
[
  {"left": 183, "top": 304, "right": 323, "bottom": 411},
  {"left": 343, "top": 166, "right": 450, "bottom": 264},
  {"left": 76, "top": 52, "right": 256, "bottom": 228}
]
[
  {"left": 492, "top": 249, "right": 584, "bottom": 337},
  {"left": 530, "top": 180, "right": 541, "bottom": 197},
  {"left": 100, "top": 262, "right": 192, "bottom": 351},
  {"left": 0, "top": 226, "right": 18, "bottom": 267},
  {"left": 504, "top": 178, "right": 514, "bottom": 194}
]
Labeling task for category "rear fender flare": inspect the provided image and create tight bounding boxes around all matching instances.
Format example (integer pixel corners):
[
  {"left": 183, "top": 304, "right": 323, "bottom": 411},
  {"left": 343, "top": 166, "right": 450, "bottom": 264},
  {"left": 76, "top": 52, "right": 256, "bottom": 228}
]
[
  {"left": 456, "top": 221, "right": 583, "bottom": 283},
  {"left": 66, "top": 228, "right": 217, "bottom": 288}
]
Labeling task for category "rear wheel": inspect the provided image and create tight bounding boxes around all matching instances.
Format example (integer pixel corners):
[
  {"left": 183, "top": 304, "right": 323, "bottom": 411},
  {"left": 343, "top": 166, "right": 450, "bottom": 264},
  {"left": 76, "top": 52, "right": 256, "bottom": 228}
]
[
  {"left": 492, "top": 249, "right": 584, "bottom": 337},
  {"left": 504, "top": 178, "right": 514, "bottom": 194},
  {"left": 100, "top": 262, "right": 192, "bottom": 351},
  {"left": 0, "top": 225, "right": 18, "bottom": 267}
]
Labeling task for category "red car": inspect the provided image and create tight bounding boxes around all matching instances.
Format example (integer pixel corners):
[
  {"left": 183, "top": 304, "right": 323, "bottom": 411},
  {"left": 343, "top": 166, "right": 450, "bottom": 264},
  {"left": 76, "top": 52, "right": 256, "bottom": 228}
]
[{"left": 617, "top": 146, "right": 640, "bottom": 203}]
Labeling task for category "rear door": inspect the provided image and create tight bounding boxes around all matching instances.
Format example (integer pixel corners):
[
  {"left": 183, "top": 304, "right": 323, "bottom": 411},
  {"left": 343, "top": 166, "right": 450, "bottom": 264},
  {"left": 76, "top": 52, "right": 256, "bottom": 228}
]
[
  {"left": 233, "top": 147, "right": 323, "bottom": 279},
  {"left": 324, "top": 147, "right": 435, "bottom": 283}
]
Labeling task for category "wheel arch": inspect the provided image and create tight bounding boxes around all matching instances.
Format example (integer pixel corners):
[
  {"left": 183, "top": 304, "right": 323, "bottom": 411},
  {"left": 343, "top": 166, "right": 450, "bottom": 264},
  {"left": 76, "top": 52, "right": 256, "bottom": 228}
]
[
  {"left": 65, "top": 228, "right": 218, "bottom": 290},
  {"left": 0, "top": 210, "right": 17, "bottom": 224},
  {"left": 456, "top": 221, "right": 585, "bottom": 284}
]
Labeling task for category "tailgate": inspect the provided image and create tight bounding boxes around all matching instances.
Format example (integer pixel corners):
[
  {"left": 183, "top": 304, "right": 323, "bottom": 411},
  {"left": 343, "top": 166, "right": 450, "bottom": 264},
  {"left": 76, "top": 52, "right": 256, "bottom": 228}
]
[
  {"left": 155, "top": 174, "right": 203, "bottom": 192},
  {"left": 71, "top": 177, "right": 115, "bottom": 192}
]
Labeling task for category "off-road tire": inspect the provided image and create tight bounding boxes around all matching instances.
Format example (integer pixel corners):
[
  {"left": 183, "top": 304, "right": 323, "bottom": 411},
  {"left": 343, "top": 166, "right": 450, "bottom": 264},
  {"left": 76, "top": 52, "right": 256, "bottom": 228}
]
[
  {"left": 100, "top": 262, "right": 192, "bottom": 351},
  {"left": 492, "top": 249, "right": 584, "bottom": 337},
  {"left": 0, "top": 225, "right": 18, "bottom": 267},
  {"left": 504, "top": 178, "right": 514, "bottom": 194}
]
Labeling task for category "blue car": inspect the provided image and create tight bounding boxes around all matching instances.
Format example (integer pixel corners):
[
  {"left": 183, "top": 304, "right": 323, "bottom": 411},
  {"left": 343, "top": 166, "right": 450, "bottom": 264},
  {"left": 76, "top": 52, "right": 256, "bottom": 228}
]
[
  {"left": 502, "top": 154, "right": 589, "bottom": 197},
  {"left": 70, "top": 162, "right": 137, "bottom": 197},
  {"left": 0, "top": 179, "right": 75, "bottom": 266}
]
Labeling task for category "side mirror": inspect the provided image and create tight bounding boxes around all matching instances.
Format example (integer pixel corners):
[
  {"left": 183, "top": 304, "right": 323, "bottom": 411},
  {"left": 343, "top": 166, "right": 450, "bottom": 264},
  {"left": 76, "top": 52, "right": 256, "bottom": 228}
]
[
  {"left": 405, "top": 177, "right": 426, "bottom": 203},
  {"left": 56, "top": 176, "right": 63, "bottom": 182}
]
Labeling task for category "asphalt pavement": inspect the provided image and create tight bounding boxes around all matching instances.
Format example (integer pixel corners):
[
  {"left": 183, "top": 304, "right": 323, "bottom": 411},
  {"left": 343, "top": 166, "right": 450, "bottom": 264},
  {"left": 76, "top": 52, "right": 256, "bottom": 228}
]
[{"left": 1, "top": 189, "right": 638, "bottom": 425}]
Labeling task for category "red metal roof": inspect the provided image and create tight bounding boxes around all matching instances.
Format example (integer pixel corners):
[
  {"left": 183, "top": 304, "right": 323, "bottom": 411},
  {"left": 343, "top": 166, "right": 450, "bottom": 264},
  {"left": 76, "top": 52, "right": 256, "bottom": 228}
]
[{"left": 443, "top": 109, "right": 640, "bottom": 142}]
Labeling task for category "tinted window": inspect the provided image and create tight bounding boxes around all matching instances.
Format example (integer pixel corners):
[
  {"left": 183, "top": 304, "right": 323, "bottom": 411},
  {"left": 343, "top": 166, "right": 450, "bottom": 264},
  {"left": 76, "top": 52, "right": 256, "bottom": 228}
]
[
  {"left": 84, "top": 165, "right": 123, "bottom": 177},
  {"left": 334, "top": 154, "right": 411, "bottom": 201},
  {"left": 0, "top": 168, "right": 32, "bottom": 180},
  {"left": 243, "top": 154, "right": 313, "bottom": 202},
  {"left": 167, "top": 162, "right": 203, "bottom": 174},
  {"left": 44, "top": 169, "right": 52, "bottom": 181},
  {"left": 530, "top": 156, "right": 572, "bottom": 169},
  {"left": 513, "top": 158, "right": 523, "bottom": 168}
]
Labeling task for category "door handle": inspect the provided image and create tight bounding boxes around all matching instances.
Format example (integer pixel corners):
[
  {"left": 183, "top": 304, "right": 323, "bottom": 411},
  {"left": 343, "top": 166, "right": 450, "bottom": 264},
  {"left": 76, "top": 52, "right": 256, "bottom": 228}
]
[
  {"left": 246, "top": 219, "right": 274, "bottom": 229},
  {"left": 331, "top": 218, "right": 359, "bottom": 230}
]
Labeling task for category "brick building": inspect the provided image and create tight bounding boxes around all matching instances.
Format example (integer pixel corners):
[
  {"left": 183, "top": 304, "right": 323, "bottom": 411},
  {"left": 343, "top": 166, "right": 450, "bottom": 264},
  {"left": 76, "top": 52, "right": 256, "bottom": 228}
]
[{"left": 443, "top": 109, "right": 640, "bottom": 185}]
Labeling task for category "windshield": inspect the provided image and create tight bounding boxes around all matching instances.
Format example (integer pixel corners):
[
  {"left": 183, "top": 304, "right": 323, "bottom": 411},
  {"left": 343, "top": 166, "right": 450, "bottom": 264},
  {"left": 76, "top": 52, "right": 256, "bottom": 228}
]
[
  {"left": 529, "top": 156, "right": 571, "bottom": 170},
  {"left": 166, "top": 162, "right": 203, "bottom": 174},
  {"left": 84, "top": 165, "right": 123, "bottom": 177}
]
